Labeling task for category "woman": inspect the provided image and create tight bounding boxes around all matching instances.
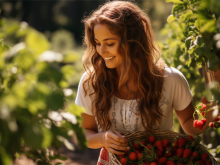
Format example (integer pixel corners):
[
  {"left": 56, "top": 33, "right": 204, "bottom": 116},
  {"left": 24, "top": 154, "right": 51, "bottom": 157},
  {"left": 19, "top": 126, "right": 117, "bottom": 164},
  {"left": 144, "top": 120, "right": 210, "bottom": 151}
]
[{"left": 75, "top": 1, "right": 217, "bottom": 163}]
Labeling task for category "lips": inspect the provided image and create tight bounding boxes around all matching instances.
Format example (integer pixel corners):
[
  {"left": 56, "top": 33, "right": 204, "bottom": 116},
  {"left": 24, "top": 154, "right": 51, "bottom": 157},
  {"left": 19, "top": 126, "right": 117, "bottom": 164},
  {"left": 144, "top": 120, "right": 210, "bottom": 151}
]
[{"left": 103, "top": 56, "right": 116, "bottom": 61}]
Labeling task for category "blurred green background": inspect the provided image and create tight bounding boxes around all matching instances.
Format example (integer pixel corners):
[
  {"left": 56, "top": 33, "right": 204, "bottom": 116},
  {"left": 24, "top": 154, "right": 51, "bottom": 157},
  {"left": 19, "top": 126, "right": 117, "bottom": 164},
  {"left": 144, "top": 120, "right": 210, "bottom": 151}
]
[{"left": 0, "top": 0, "right": 220, "bottom": 164}]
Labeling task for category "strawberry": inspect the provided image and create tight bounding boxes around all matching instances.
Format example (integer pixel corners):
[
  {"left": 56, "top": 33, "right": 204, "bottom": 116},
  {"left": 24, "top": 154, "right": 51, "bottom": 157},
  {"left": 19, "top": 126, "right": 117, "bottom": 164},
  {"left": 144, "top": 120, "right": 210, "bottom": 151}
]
[
  {"left": 135, "top": 150, "right": 140, "bottom": 155},
  {"left": 120, "top": 157, "right": 127, "bottom": 165},
  {"left": 117, "top": 154, "right": 124, "bottom": 159},
  {"left": 192, "top": 151, "right": 199, "bottom": 159},
  {"left": 205, "top": 160, "right": 212, "bottom": 165},
  {"left": 145, "top": 162, "right": 150, "bottom": 165},
  {"left": 183, "top": 148, "right": 192, "bottom": 158},
  {"left": 200, "top": 152, "right": 209, "bottom": 161},
  {"left": 155, "top": 150, "right": 163, "bottom": 157},
  {"left": 155, "top": 140, "right": 163, "bottom": 152},
  {"left": 194, "top": 120, "right": 198, "bottom": 128},
  {"left": 201, "top": 112, "right": 205, "bottom": 116},
  {"left": 209, "top": 122, "right": 214, "bottom": 128},
  {"left": 162, "top": 138, "right": 169, "bottom": 147},
  {"left": 146, "top": 144, "right": 152, "bottom": 150},
  {"left": 197, "top": 121, "right": 204, "bottom": 130},
  {"left": 177, "top": 138, "right": 186, "bottom": 148},
  {"left": 171, "top": 141, "right": 177, "bottom": 147},
  {"left": 166, "top": 160, "right": 175, "bottom": 165},
  {"left": 215, "top": 116, "right": 220, "bottom": 122},
  {"left": 201, "top": 119, "right": 207, "bottom": 126},
  {"left": 214, "top": 122, "right": 220, "bottom": 128},
  {"left": 164, "top": 151, "right": 172, "bottom": 158},
  {"left": 129, "top": 152, "right": 137, "bottom": 161},
  {"left": 158, "top": 157, "right": 167, "bottom": 165},
  {"left": 149, "top": 162, "right": 157, "bottom": 165},
  {"left": 137, "top": 153, "right": 143, "bottom": 160},
  {"left": 148, "top": 136, "right": 156, "bottom": 144},
  {"left": 196, "top": 160, "right": 205, "bottom": 165},
  {"left": 176, "top": 148, "right": 184, "bottom": 157},
  {"left": 140, "top": 140, "right": 146, "bottom": 146},
  {"left": 133, "top": 141, "right": 141, "bottom": 149},
  {"left": 165, "top": 146, "right": 172, "bottom": 152},
  {"left": 187, "top": 135, "right": 194, "bottom": 141}
]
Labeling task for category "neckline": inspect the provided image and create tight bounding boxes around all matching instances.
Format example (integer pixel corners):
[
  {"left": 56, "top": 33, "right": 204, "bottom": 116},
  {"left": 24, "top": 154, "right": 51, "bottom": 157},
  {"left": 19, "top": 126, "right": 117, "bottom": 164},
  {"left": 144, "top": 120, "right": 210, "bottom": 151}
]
[{"left": 113, "top": 95, "right": 141, "bottom": 101}]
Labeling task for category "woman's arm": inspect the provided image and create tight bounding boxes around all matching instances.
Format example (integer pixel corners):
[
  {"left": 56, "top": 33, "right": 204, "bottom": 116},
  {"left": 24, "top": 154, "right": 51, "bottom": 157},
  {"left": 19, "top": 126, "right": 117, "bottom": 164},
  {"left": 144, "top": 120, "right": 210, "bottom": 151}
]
[
  {"left": 175, "top": 99, "right": 219, "bottom": 136},
  {"left": 81, "top": 113, "right": 129, "bottom": 155}
]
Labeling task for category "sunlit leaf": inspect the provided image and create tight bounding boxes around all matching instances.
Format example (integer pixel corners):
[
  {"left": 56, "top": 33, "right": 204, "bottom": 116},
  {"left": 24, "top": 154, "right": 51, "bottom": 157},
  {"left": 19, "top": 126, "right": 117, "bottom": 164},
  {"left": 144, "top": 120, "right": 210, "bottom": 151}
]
[
  {"left": 26, "top": 30, "right": 50, "bottom": 55},
  {"left": 167, "top": 14, "right": 176, "bottom": 23}
]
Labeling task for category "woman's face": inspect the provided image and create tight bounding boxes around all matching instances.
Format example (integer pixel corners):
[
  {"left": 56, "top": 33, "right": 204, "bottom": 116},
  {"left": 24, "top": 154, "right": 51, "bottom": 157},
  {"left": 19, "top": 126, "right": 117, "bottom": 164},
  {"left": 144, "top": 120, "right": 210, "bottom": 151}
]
[{"left": 94, "top": 24, "right": 123, "bottom": 72}]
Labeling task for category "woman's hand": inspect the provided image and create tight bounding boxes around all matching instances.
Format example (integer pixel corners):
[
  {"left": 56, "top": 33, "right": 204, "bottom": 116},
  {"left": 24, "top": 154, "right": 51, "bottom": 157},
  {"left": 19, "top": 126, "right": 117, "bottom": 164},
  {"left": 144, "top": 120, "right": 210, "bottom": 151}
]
[
  {"left": 202, "top": 96, "right": 219, "bottom": 122},
  {"left": 101, "top": 130, "right": 130, "bottom": 155}
]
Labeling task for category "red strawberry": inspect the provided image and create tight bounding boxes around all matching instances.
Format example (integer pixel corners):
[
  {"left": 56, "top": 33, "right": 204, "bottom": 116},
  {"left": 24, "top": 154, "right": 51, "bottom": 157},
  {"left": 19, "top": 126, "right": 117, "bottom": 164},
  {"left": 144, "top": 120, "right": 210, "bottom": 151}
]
[
  {"left": 192, "top": 151, "right": 199, "bottom": 158},
  {"left": 196, "top": 160, "right": 205, "bottom": 165},
  {"left": 177, "top": 138, "right": 186, "bottom": 148},
  {"left": 165, "top": 146, "right": 172, "bottom": 152},
  {"left": 135, "top": 150, "right": 140, "bottom": 155},
  {"left": 137, "top": 153, "right": 143, "bottom": 160},
  {"left": 118, "top": 154, "right": 124, "bottom": 159},
  {"left": 133, "top": 141, "right": 140, "bottom": 149},
  {"left": 215, "top": 116, "right": 220, "bottom": 122},
  {"left": 197, "top": 121, "right": 204, "bottom": 130},
  {"left": 164, "top": 151, "right": 172, "bottom": 158},
  {"left": 183, "top": 148, "right": 192, "bottom": 158},
  {"left": 209, "top": 122, "right": 214, "bottom": 128},
  {"left": 146, "top": 144, "right": 152, "bottom": 150},
  {"left": 156, "top": 150, "right": 163, "bottom": 157},
  {"left": 140, "top": 140, "right": 146, "bottom": 145},
  {"left": 149, "top": 162, "right": 157, "bottom": 165},
  {"left": 194, "top": 120, "right": 198, "bottom": 128},
  {"left": 201, "top": 112, "right": 205, "bottom": 116},
  {"left": 176, "top": 148, "right": 184, "bottom": 157},
  {"left": 120, "top": 157, "right": 127, "bottom": 165},
  {"left": 148, "top": 136, "right": 156, "bottom": 144},
  {"left": 158, "top": 157, "right": 167, "bottom": 165},
  {"left": 144, "top": 162, "right": 150, "bottom": 165},
  {"left": 187, "top": 135, "right": 194, "bottom": 141},
  {"left": 162, "top": 138, "right": 169, "bottom": 147},
  {"left": 200, "top": 152, "right": 209, "bottom": 161},
  {"left": 166, "top": 160, "right": 175, "bottom": 165},
  {"left": 201, "top": 119, "right": 207, "bottom": 126},
  {"left": 129, "top": 152, "right": 137, "bottom": 161},
  {"left": 171, "top": 142, "right": 177, "bottom": 147},
  {"left": 155, "top": 140, "right": 163, "bottom": 152},
  {"left": 205, "top": 160, "right": 212, "bottom": 165}
]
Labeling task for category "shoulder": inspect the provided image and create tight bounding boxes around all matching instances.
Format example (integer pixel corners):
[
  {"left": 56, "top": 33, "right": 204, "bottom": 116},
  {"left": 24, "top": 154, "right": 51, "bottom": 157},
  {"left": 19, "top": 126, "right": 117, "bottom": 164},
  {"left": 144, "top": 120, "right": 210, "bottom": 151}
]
[{"left": 163, "top": 67, "right": 185, "bottom": 78}]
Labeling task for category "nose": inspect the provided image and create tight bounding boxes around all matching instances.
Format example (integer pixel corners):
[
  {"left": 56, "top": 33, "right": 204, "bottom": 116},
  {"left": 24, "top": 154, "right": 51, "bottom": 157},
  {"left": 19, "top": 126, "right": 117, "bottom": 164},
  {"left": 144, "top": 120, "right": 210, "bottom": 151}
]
[{"left": 99, "top": 45, "right": 107, "bottom": 55}]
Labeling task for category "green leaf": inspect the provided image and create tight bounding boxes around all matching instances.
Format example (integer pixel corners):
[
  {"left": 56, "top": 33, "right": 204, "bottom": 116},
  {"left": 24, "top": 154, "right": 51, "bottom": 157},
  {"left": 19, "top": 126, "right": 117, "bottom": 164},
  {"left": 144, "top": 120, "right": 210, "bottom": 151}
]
[
  {"left": 208, "top": 56, "right": 220, "bottom": 71},
  {"left": 167, "top": 15, "right": 176, "bottom": 23},
  {"left": 200, "top": 20, "right": 216, "bottom": 33},
  {"left": 180, "top": 10, "right": 193, "bottom": 22},
  {"left": 166, "top": 0, "right": 184, "bottom": 4},
  {"left": 0, "top": 146, "right": 12, "bottom": 165},
  {"left": 26, "top": 30, "right": 50, "bottom": 56}
]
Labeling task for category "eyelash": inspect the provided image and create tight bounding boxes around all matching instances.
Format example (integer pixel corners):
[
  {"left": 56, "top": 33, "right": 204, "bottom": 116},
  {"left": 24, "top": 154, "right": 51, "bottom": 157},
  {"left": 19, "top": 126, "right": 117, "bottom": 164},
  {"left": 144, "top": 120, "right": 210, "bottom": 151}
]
[{"left": 95, "top": 43, "right": 114, "bottom": 46}]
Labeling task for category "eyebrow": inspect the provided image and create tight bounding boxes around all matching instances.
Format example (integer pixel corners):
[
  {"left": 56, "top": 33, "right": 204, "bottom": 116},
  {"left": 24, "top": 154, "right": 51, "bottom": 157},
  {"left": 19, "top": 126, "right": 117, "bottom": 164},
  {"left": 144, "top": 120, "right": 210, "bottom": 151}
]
[{"left": 94, "top": 38, "right": 117, "bottom": 41}]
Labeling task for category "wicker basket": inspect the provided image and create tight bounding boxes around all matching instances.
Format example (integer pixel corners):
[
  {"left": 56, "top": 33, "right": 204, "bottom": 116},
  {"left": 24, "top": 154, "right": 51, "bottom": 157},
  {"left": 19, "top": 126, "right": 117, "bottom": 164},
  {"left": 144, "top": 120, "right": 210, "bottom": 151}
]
[{"left": 108, "top": 129, "right": 219, "bottom": 165}]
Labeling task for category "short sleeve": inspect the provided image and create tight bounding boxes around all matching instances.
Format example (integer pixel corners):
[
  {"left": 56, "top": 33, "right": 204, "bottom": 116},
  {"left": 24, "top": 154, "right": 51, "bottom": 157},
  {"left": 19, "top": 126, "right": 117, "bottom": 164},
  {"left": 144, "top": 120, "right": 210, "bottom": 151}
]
[
  {"left": 172, "top": 69, "right": 193, "bottom": 111},
  {"left": 75, "top": 72, "right": 93, "bottom": 116}
]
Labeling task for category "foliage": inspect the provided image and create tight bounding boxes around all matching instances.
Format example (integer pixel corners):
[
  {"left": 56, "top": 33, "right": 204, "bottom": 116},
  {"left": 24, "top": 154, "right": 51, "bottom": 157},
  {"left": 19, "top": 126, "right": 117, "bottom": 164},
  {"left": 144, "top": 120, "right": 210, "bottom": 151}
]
[
  {"left": 162, "top": 0, "right": 220, "bottom": 162},
  {"left": 0, "top": 18, "right": 86, "bottom": 165}
]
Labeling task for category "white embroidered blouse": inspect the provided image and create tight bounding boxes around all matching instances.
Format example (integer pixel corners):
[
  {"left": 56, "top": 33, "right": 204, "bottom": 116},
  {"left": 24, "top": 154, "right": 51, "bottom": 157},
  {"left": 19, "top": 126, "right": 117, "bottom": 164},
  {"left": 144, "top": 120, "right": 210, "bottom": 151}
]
[{"left": 75, "top": 67, "right": 193, "bottom": 134}]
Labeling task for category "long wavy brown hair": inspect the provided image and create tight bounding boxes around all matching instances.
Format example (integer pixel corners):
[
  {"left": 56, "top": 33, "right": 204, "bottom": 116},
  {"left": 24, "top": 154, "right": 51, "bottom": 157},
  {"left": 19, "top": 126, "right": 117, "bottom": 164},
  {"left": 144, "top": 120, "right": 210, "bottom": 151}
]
[{"left": 82, "top": 1, "right": 166, "bottom": 132}]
